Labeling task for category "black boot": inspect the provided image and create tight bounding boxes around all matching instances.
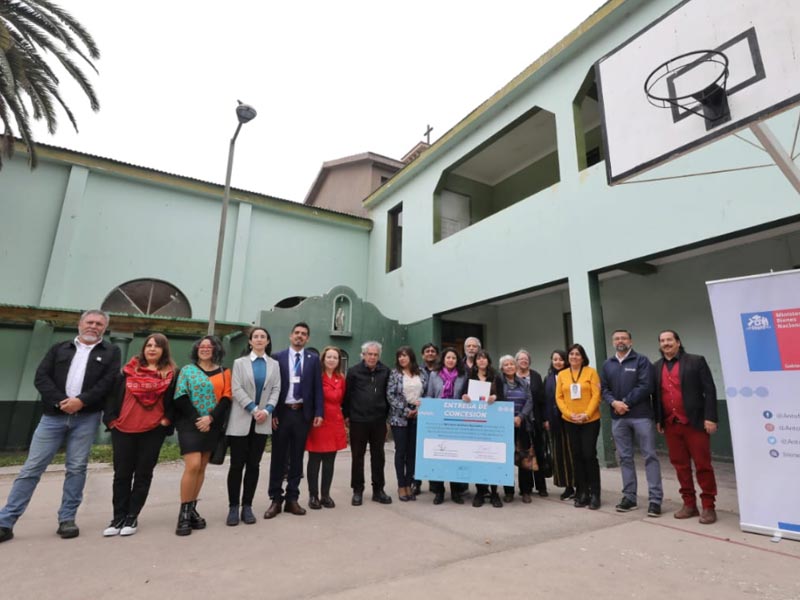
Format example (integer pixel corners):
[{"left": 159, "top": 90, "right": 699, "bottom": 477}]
[
  {"left": 189, "top": 500, "right": 206, "bottom": 530},
  {"left": 175, "top": 503, "right": 192, "bottom": 536}
]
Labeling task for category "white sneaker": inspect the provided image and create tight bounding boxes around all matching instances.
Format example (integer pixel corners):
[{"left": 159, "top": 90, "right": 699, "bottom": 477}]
[
  {"left": 103, "top": 518, "right": 124, "bottom": 537},
  {"left": 119, "top": 516, "right": 138, "bottom": 536}
]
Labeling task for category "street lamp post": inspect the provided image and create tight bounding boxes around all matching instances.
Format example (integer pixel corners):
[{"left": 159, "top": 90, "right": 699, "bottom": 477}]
[{"left": 208, "top": 101, "right": 257, "bottom": 335}]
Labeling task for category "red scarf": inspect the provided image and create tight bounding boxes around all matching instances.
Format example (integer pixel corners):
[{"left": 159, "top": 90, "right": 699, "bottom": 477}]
[{"left": 123, "top": 357, "right": 174, "bottom": 408}]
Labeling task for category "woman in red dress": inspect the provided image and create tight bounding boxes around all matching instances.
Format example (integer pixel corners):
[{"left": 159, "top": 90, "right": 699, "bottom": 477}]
[{"left": 305, "top": 346, "right": 347, "bottom": 509}]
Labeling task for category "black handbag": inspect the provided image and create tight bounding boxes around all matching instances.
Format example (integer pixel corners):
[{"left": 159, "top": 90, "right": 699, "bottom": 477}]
[
  {"left": 209, "top": 432, "right": 228, "bottom": 465},
  {"left": 208, "top": 370, "right": 230, "bottom": 465}
]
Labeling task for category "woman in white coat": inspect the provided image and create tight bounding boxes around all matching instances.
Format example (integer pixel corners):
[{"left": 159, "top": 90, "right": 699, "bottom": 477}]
[{"left": 226, "top": 327, "right": 280, "bottom": 526}]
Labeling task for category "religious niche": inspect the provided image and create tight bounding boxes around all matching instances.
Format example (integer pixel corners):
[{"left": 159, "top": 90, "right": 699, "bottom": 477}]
[{"left": 330, "top": 294, "right": 352, "bottom": 337}]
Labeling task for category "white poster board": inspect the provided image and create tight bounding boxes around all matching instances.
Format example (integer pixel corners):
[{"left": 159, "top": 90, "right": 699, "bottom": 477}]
[{"left": 706, "top": 269, "right": 800, "bottom": 541}]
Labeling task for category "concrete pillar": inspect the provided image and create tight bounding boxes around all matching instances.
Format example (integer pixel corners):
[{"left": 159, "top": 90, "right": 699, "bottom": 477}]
[
  {"left": 40, "top": 165, "right": 89, "bottom": 307},
  {"left": 7, "top": 321, "right": 55, "bottom": 448},
  {"left": 225, "top": 202, "right": 252, "bottom": 322},
  {"left": 568, "top": 271, "right": 615, "bottom": 467}
]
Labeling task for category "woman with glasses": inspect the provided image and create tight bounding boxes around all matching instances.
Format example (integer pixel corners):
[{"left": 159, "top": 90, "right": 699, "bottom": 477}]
[{"left": 172, "top": 336, "right": 232, "bottom": 535}]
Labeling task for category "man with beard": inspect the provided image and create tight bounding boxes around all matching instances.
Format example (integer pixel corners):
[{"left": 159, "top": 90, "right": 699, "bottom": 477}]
[
  {"left": 0, "top": 310, "right": 121, "bottom": 543},
  {"left": 600, "top": 329, "right": 662, "bottom": 517}
]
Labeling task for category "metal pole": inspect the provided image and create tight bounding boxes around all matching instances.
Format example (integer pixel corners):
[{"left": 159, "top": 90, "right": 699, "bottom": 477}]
[
  {"left": 749, "top": 122, "right": 800, "bottom": 195},
  {"left": 208, "top": 122, "right": 243, "bottom": 335}
]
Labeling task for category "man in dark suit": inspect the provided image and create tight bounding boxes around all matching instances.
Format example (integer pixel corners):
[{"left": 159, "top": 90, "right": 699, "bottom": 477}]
[
  {"left": 264, "top": 322, "right": 323, "bottom": 518},
  {"left": 654, "top": 330, "right": 719, "bottom": 525},
  {"left": 0, "top": 310, "right": 121, "bottom": 543}
]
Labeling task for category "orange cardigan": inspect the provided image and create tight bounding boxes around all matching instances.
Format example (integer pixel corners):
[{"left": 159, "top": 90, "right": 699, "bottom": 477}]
[{"left": 555, "top": 366, "right": 601, "bottom": 423}]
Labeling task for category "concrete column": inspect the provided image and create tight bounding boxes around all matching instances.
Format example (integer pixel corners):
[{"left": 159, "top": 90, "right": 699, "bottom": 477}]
[
  {"left": 7, "top": 321, "right": 55, "bottom": 448},
  {"left": 39, "top": 165, "right": 89, "bottom": 307},
  {"left": 556, "top": 107, "right": 580, "bottom": 184},
  {"left": 567, "top": 271, "right": 615, "bottom": 467},
  {"left": 225, "top": 202, "right": 252, "bottom": 322}
]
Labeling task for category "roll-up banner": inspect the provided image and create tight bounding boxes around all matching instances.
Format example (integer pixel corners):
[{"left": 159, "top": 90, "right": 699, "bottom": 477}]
[{"left": 707, "top": 269, "right": 800, "bottom": 541}]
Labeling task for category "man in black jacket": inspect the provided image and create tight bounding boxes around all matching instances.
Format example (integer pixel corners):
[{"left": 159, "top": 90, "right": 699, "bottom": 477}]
[
  {"left": 343, "top": 341, "right": 391, "bottom": 506},
  {"left": 654, "top": 330, "right": 719, "bottom": 525},
  {"left": 0, "top": 310, "right": 121, "bottom": 543}
]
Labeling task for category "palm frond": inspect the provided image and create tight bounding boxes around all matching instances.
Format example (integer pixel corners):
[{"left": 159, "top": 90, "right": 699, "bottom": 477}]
[{"left": 0, "top": 0, "right": 99, "bottom": 168}]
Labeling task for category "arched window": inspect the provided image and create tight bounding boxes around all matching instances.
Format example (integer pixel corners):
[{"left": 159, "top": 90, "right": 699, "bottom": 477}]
[
  {"left": 101, "top": 279, "right": 191, "bottom": 318},
  {"left": 274, "top": 296, "right": 307, "bottom": 309}
]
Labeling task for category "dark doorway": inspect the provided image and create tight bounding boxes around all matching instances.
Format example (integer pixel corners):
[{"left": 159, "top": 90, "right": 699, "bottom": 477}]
[{"left": 440, "top": 320, "right": 485, "bottom": 357}]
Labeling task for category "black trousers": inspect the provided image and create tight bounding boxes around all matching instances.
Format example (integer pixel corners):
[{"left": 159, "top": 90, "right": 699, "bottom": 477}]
[
  {"left": 268, "top": 408, "right": 310, "bottom": 502},
  {"left": 564, "top": 420, "right": 601, "bottom": 498},
  {"left": 307, "top": 451, "right": 337, "bottom": 497},
  {"left": 391, "top": 423, "right": 417, "bottom": 487},
  {"left": 227, "top": 420, "right": 269, "bottom": 506},
  {"left": 111, "top": 427, "right": 166, "bottom": 519},
  {"left": 504, "top": 427, "right": 534, "bottom": 496},
  {"left": 349, "top": 419, "right": 386, "bottom": 492}
]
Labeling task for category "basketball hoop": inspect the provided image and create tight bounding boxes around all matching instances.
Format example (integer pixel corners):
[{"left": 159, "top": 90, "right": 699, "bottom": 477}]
[{"left": 644, "top": 50, "right": 730, "bottom": 128}]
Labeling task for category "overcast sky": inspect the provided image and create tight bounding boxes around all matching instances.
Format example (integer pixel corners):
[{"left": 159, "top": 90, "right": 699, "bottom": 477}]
[{"left": 37, "top": 0, "right": 607, "bottom": 201}]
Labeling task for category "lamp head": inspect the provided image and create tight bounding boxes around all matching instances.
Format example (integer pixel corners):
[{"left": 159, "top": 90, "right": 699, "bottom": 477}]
[{"left": 236, "top": 101, "right": 257, "bottom": 124}]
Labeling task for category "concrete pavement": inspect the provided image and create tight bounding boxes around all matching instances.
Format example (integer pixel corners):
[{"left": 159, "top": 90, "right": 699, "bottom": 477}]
[{"left": 1, "top": 450, "right": 798, "bottom": 600}]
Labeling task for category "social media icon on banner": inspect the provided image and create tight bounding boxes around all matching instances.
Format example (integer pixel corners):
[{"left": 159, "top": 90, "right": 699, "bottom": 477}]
[
  {"left": 763, "top": 410, "right": 773, "bottom": 419},
  {"left": 765, "top": 423, "right": 775, "bottom": 432},
  {"left": 769, "top": 449, "right": 780, "bottom": 458},
  {"left": 767, "top": 436, "right": 777, "bottom": 445}
]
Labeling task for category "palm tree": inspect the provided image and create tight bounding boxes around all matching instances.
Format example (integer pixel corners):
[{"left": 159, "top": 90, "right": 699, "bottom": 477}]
[{"left": 0, "top": 0, "right": 99, "bottom": 168}]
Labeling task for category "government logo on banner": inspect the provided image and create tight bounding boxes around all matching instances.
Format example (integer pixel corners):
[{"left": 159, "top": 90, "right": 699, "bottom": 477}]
[{"left": 741, "top": 309, "right": 800, "bottom": 371}]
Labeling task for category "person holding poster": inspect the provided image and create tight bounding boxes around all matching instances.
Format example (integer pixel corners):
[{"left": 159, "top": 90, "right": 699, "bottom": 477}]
[
  {"left": 496, "top": 355, "right": 536, "bottom": 504},
  {"left": 387, "top": 346, "right": 427, "bottom": 502},
  {"left": 653, "top": 330, "right": 718, "bottom": 525},
  {"left": 466, "top": 350, "right": 502, "bottom": 508},
  {"left": 555, "top": 343, "right": 602, "bottom": 510},
  {"left": 425, "top": 347, "right": 469, "bottom": 505}
]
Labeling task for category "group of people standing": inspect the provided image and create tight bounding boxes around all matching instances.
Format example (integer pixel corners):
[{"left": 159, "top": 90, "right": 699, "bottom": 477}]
[
  {"left": 548, "top": 329, "right": 719, "bottom": 524},
  {"left": 0, "top": 310, "right": 720, "bottom": 545}
]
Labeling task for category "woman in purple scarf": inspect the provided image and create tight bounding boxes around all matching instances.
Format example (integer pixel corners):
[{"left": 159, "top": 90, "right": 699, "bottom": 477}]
[{"left": 423, "top": 347, "right": 469, "bottom": 505}]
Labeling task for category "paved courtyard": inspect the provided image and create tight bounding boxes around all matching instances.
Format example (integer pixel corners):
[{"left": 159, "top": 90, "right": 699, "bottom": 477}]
[{"left": 1, "top": 450, "right": 798, "bottom": 600}]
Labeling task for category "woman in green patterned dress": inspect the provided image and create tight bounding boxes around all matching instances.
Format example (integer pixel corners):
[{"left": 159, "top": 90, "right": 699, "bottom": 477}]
[{"left": 172, "top": 336, "right": 232, "bottom": 536}]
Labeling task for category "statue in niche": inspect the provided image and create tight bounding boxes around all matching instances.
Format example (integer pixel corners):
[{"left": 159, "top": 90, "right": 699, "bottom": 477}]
[{"left": 334, "top": 306, "right": 346, "bottom": 332}]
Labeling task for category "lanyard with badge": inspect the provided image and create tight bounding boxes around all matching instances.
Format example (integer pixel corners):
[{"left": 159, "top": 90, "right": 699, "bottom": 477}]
[{"left": 570, "top": 367, "right": 583, "bottom": 400}]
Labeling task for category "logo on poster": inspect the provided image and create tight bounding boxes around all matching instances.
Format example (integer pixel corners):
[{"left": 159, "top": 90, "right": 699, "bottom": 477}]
[
  {"left": 741, "top": 308, "right": 800, "bottom": 371},
  {"left": 746, "top": 314, "right": 771, "bottom": 330}
]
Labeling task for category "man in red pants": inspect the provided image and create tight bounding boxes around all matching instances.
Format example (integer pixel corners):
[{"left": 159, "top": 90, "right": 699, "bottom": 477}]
[{"left": 653, "top": 330, "right": 719, "bottom": 524}]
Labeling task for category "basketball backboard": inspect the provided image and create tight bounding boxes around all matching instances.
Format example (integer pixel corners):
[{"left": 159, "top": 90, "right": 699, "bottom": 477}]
[{"left": 596, "top": 0, "right": 800, "bottom": 185}]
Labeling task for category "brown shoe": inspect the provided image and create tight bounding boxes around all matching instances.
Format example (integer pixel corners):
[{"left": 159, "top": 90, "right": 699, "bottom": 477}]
[
  {"left": 673, "top": 504, "right": 699, "bottom": 519},
  {"left": 521, "top": 493, "right": 532, "bottom": 504},
  {"left": 263, "top": 500, "right": 282, "bottom": 519},
  {"left": 699, "top": 508, "right": 717, "bottom": 524},
  {"left": 284, "top": 500, "right": 307, "bottom": 516}
]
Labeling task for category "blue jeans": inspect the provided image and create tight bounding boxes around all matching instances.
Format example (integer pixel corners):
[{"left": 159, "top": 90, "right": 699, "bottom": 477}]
[
  {"left": 612, "top": 417, "right": 663, "bottom": 504},
  {"left": 0, "top": 412, "right": 101, "bottom": 528}
]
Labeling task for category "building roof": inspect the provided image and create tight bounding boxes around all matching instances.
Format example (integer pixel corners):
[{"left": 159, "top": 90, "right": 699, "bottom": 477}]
[
  {"left": 303, "top": 151, "right": 405, "bottom": 205},
  {"left": 12, "top": 140, "right": 373, "bottom": 230}
]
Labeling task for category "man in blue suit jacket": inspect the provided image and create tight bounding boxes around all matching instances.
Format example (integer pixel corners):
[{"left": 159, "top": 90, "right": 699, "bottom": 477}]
[{"left": 264, "top": 322, "right": 323, "bottom": 518}]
